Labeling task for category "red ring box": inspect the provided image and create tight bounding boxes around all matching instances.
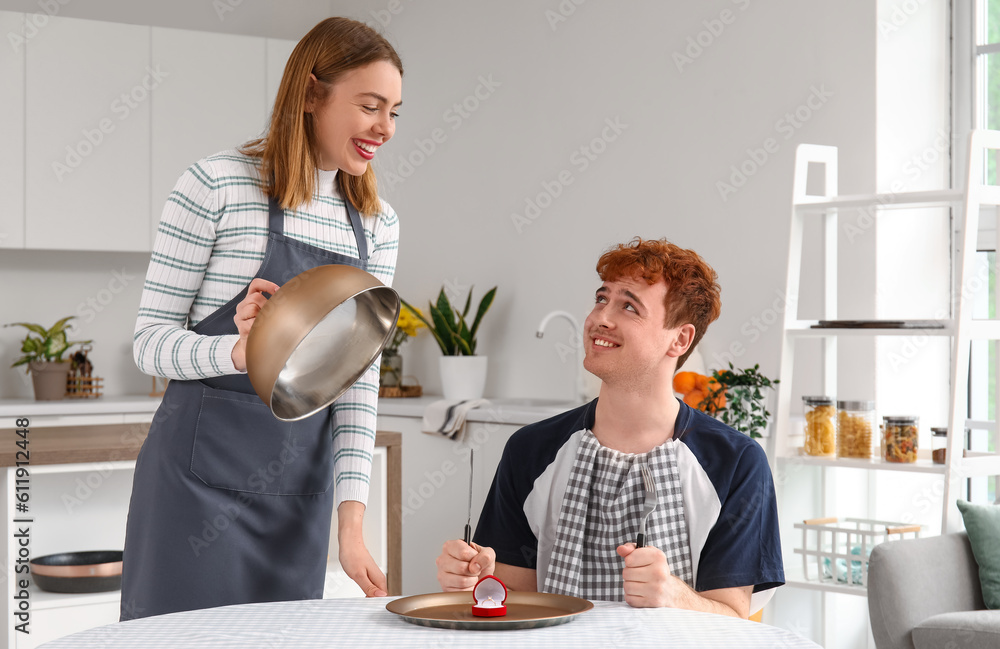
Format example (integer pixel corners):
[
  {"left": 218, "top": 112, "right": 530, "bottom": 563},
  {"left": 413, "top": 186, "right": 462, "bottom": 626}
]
[{"left": 471, "top": 575, "right": 507, "bottom": 617}]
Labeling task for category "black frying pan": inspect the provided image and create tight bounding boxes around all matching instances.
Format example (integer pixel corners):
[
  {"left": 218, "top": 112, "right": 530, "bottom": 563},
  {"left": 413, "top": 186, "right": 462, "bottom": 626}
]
[{"left": 29, "top": 550, "right": 123, "bottom": 593}]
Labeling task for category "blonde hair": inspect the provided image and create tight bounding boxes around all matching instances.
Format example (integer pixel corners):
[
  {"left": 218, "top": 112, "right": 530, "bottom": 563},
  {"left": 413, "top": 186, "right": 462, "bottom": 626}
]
[{"left": 241, "top": 17, "right": 403, "bottom": 216}]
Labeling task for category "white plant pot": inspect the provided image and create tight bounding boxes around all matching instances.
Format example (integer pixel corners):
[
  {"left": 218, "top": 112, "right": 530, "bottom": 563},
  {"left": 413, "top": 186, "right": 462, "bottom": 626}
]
[{"left": 439, "top": 356, "right": 488, "bottom": 400}]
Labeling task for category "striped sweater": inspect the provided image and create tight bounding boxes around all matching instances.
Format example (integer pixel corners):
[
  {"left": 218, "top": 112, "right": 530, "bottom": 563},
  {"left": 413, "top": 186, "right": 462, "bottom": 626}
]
[{"left": 133, "top": 149, "right": 399, "bottom": 508}]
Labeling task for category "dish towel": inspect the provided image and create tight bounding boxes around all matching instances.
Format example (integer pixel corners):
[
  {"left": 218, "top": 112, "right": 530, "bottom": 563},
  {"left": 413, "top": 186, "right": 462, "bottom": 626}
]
[{"left": 421, "top": 398, "right": 491, "bottom": 441}]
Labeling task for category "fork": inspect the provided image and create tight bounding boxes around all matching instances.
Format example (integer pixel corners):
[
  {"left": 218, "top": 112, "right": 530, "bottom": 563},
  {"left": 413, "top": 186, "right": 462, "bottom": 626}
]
[{"left": 635, "top": 462, "right": 659, "bottom": 548}]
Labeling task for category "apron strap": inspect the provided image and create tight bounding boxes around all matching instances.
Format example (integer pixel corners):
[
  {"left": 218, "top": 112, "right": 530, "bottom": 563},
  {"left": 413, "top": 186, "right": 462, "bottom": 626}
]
[
  {"left": 346, "top": 200, "right": 368, "bottom": 263},
  {"left": 267, "top": 195, "right": 284, "bottom": 236}
]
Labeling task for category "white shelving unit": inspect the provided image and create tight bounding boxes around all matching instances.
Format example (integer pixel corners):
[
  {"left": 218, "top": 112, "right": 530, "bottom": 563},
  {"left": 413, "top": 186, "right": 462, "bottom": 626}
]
[{"left": 771, "top": 130, "right": 1000, "bottom": 599}]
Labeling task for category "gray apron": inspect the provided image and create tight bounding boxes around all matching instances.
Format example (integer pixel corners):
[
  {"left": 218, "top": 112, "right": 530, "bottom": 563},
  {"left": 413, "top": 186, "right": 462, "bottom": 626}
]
[{"left": 120, "top": 195, "right": 369, "bottom": 621}]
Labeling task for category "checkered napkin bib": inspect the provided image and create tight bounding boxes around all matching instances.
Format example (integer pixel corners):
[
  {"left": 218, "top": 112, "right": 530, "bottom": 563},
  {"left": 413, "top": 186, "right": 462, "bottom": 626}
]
[{"left": 542, "top": 431, "right": 693, "bottom": 600}]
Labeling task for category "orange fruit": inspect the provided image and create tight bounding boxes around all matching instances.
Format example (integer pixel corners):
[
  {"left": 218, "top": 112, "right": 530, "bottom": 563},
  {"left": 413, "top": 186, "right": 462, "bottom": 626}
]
[
  {"left": 673, "top": 371, "right": 697, "bottom": 394},
  {"left": 683, "top": 390, "right": 707, "bottom": 409},
  {"left": 695, "top": 374, "right": 710, "bottom": 391}
]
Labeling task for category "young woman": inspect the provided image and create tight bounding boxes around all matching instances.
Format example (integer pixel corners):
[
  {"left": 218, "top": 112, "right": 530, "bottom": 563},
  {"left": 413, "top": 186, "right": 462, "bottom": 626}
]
[{"left": 121, "top": 17, "right": 402, "bottom": 620}]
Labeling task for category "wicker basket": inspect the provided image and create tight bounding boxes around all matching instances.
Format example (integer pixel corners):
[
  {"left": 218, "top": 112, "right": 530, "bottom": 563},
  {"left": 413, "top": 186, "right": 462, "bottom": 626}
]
[
  {"left": 379, "top": 376, "right": 422, "bottom": 398},
  {"left": 379, "top": 384, "right": 423, "bottom": 398},
  {"left": 793, "top": 517, "right": 921, "bottom": 589},
  {"left": 65, "top": 375, "right": 103, "bottom": 399}
]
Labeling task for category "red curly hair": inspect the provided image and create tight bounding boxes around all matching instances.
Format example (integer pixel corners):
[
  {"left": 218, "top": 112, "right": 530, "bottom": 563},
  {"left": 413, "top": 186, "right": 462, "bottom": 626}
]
[{"left": 596, "top": 237, "right": 721, "bottom": 368}]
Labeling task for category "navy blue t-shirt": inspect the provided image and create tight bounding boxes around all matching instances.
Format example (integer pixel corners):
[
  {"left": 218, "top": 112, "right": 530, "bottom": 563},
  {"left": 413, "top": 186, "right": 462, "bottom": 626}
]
[{"left": 474, "top": 398, "right": 784, "bottom": 607}]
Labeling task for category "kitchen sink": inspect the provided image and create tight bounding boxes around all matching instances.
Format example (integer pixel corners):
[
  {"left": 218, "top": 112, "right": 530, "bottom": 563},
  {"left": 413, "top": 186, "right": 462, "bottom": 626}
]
[{"left": 487, "top": 397, "right": 584, "bottom": 412}]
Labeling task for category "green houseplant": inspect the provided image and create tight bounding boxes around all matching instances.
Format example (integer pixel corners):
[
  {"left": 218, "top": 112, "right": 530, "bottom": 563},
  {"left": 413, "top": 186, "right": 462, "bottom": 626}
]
[
  {"left": 702, "top": 363, "right": 779, "bottom": 439},
  {"left": 401, "top": 286, "right": 496, "bottom": 356},
  {"left": 401, "top": 286, "right": 497, "bottom": 399},
  {"left": 5, "top": 316, "right": 92, "bottom": 400}
]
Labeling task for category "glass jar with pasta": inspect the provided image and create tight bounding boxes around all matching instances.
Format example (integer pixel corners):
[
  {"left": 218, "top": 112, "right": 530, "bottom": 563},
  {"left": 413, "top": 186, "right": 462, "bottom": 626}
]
[
  {"left": 802, "top": 396, "right": 836, "bottom": 456},
  {"left": 837, "top": 400, "right": 875, "bottom": 459},
  {"left": 883, "top": 416, "right": 919, "bottom": 463}
]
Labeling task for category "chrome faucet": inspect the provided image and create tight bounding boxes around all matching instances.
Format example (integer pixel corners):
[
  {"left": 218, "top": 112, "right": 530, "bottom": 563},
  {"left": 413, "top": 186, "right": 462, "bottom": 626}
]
[{"left": 536, "top": 310, "right": 590, "bottom": 403}]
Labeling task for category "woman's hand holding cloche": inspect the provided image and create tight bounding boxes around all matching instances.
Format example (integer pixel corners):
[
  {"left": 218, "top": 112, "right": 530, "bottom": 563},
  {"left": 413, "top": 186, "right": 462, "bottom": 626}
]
[{"left": 231, "top": 278, "right": 280, "bottom": 371}]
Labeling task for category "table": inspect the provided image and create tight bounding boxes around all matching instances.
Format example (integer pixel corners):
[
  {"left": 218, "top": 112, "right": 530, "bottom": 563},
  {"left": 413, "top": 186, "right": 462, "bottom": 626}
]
[{"left": 39, "top": 597, "right": 821, "bottom": 648}]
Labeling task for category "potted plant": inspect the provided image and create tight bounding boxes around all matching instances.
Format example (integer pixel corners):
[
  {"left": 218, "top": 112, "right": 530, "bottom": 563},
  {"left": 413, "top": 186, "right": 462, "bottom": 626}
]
[
  {"left": 380, "top": 305, "right": 426, "bottom": 388},
  {"left": 5, "top": 316, "right": 92, "bottom": 401},
  {"left": 401, "top": 286, "right": 497, "bottom": 400},
  {"left": 673, "top": 363, "right": 779, "bottom": 439}
]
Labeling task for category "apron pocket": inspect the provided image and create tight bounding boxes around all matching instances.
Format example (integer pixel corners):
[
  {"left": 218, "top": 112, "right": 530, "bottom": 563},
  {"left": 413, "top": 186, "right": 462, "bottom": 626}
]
[{"left": 189, "top": 385, "right": 333, "bottom": 496}]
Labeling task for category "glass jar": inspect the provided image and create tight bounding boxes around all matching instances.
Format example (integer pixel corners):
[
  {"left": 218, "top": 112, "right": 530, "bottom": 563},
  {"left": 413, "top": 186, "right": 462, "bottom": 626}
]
[
  {"left": 931, "top": 427, "right": 948, "bottom": 465},
  {"left": 837, "top": 400, "right": 875, "bottom": 458},
  {"left": 802, "top": 396, "right": 836, "bottom": 456},
  {"left": 883, "top": 416, "right": 919, "bottom": 463},
  {"left": 379, "top": 350, "right": 403, "bottom": 388}
]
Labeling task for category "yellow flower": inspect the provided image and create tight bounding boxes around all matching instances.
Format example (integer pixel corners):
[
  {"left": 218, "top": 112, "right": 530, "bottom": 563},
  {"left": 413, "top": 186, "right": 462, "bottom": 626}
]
[{"left": 397, "top": 306, "right": 426, "bottom": 338}]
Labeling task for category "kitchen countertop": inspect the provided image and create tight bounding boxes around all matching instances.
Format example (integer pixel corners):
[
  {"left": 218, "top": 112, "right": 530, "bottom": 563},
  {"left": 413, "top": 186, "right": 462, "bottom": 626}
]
[
  {"left": 0, "top": 422, "right": 149, "bottom": 466},
  {"left": 377, "top": 395, "right": 585, "bottom": 426},
  {"left": 0, "top": 395, "right": 162, "bottom": 418},
  {"left": 0, "top": 393, "right": 582, "bottom": 428}
]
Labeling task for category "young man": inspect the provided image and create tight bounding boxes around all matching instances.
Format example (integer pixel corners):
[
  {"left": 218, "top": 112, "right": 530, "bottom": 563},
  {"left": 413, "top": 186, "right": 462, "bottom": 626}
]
[{"left": 435, "top": 238, "right": 783, "bottom": 618}]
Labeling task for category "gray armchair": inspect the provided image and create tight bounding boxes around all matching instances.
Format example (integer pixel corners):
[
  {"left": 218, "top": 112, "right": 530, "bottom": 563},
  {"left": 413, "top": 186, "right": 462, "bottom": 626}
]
[{"left": 868, "top": 532, "right": 999, "bottom": 649}]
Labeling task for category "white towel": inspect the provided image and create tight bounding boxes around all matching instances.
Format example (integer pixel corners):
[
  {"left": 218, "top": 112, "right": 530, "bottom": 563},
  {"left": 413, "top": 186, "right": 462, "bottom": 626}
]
[{"left": 421, "top": 398, "right": 491, "bottom": 441}]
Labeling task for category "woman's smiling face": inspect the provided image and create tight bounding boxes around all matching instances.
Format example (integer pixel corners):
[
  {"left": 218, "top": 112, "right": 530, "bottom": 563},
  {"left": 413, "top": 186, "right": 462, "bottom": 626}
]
[{"left": 307, "top": 60, "right": 402, "bottom": 175}]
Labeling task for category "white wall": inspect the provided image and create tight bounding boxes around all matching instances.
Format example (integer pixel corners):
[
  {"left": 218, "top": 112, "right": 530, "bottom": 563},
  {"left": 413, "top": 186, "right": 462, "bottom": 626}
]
[
  {"left": 0, "top": 0, "right": 880, "bottom": 402},
  {"left": 335, "top": 0, "right": 879, "bottom": 404}
]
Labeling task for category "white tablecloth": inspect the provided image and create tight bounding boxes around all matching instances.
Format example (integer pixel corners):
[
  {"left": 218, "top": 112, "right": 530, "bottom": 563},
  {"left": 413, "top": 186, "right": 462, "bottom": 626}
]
[{"left": 40, "top": 598, "right": 821, "bottom": 648}]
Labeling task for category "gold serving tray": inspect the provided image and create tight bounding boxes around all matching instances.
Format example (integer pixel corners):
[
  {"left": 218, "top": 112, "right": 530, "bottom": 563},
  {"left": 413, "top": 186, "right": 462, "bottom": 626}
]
[{"left": 386, "top": 591, "right": 593, "bottom": 630}]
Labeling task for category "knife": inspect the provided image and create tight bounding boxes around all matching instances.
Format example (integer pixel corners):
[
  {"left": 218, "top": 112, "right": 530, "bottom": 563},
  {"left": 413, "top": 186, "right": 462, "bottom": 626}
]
[{"left": 463, "top": 447, "right": 474, "bottom": 545}]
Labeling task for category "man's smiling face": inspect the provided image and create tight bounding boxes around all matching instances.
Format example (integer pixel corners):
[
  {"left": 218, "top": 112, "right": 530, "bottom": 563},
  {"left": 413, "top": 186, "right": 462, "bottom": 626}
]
[{"left": 582, "top": 276, "right": 685, "bottom": 389}]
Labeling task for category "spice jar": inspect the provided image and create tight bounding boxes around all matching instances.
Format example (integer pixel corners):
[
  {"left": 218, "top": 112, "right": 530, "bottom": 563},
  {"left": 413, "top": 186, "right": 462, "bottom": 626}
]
[
  {"left": 883, "top": 416, "right": 919, "bottom": 463},
  {"left": 931, "top": 427, "right": 948, "bottom": 464},
  {"left": 802, "top": 396, "right": 836, "bottom": 456},
  {"left": 837, "top": 400, "right": 875, "bottom": 459}
]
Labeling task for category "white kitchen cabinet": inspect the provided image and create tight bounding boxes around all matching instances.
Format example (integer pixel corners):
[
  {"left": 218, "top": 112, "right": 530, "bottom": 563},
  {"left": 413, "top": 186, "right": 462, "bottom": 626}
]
[
  {"left": 24, "top": 16, "right": 151, "bottom": 252},
  {"left": 150, "top": 28, "right": 268, "bottom": 248},
  {"left": 265, "top": 38, "right": 297, "bottom": 122},
  {"left": 0, "top": 400, "right": 399, "bottom": 648},
  {"left": 3, "top": 462, "right": 135, "bottom": 649},
  {"left": 0, "top": 12, "right": 25, "bottom": 249}
]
